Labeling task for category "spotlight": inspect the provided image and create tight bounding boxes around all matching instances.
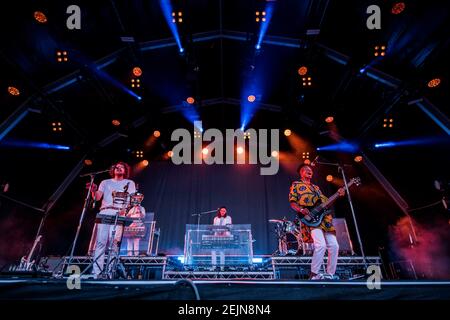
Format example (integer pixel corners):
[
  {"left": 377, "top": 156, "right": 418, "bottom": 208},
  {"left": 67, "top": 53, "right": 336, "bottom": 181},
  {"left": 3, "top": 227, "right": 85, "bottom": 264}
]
[
  {"left": 326, "top": 175, "right": 334, "bottom": 182},
  {"left": 303, "top": 159, "right": 311, "bottom": 165},
  {"left": 167, "top": 151, "right": 174, "bottom": 158},
  {"left": 153, "top": 130, "right": 161, "bottom": 138},
  {"left": 354, "top": 155, "right": 363, "bottom": 163},
  {"left": 194, "top": 130, "right": 202, "bottom": 139},
  {"left": 427, "top": 78, "right": 441, "bottom": 88},
  {"left": 132, "top": 67, "right": 142, "bottom": 77},
  {"left": 202, "top": 148, "right": 209, "bottom": 155},
  {"left": 255, "top": 11, "right": 266, "bottom": 23},
  {"left": 112, "top": 119, "right": 121, "bottom": 126},
  {"left": 271, "top": 150, "right": 279, "bottom": 157},
  {"left": 51, "top": 122, "right": 63, "bottom": 132},
  {"left": 244, "top": 131, "right": 251, "bottom": 140},
  {"left": 237, "top": 146, "right": 244, "bottom": 154},
  {"left": 56, "top": 50, "right": 68, "bottom": 62},
  {"left": 84, "top": 159, "right": 93, "bottom": 166},
  {"left": 383, "top": 118, "right": 394, "bottom": 128},
  {"left": 34, "top": 11, "right": 47, "bottom": 24},
  {"left": 298, "top": 66, "right": 308, "bottom": 76},
  {"left": 186, "top": 97, "right": 195, "bottom": 104},
  {"left": 255, "top": 44, "right": 261, "bottom": 50},
  {"left": 391, "top": 2, "right": 406, "bottom": 15},
  {"left": 284, "top": 129, "right": 292, "bottom": 137},
  {"left": 325, "top": 116, "right": 334, "bottom": 123},
  {"left": 179, "top": 48, "right": 184, "bottom": 53},
  {"left": 302, "top": 152, "right": 310, "bottom": 159},
  {"left": 142, "top": 160, "right": 149, "bottom": 167},
  {"left": 247, "top": 95, "right": 256, "bottom": 103},
  {"left": 7, "top": 86, "right": 20, "bottom": 96},
  {"left": 374, "top": 45, "right": 387, "bottom": 57}
]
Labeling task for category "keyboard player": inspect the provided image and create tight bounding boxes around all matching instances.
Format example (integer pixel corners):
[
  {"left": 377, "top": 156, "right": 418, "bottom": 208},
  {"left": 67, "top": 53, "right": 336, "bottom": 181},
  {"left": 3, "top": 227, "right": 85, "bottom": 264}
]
[{"left": 211, "top": 206, "right": 232, "bottom": 271}]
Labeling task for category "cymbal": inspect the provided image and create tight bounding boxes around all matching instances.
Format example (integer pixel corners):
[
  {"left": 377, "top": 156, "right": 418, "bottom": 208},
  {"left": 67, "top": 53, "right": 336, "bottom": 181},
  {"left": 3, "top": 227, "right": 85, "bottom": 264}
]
[{"left": 268, "top": 219, "right": 285, "bottom": 223}]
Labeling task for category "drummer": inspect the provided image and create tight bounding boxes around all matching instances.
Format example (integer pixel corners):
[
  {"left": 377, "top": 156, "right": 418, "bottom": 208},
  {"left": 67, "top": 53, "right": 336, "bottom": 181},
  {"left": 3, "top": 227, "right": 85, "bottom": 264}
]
[
  {"left": 87, "top": 161, "right": 136, "bottom": 278},
  {"left": 124, "top": 193, "right": 146, "bottom": 256}
]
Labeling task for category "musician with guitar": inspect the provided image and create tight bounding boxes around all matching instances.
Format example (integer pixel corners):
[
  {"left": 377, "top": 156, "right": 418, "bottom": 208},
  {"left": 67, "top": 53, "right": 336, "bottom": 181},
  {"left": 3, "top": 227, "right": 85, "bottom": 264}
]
[
  {"left": 86, "top": 161, "right": 136, "bottom": 278},
  {"left": 289, "top": 164, "right": 345, "bottom": 280}
]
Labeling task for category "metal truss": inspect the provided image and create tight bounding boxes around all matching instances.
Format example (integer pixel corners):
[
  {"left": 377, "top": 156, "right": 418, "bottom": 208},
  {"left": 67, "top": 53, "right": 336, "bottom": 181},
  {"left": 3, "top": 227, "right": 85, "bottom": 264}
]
[
  {"left": 163, "top": 270, "right": 275, "bottom": 280},
  {"left": 271, "top": 256, "right": 382, "bottom": 266}
]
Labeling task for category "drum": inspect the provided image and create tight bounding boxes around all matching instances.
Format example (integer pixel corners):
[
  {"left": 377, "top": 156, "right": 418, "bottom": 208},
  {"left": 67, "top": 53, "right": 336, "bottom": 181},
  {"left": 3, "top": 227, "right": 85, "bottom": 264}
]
[
  {"left": 130, "top": 192, "right": 144, "bottom": 206},
  {"left": 284, "top": 232, "right": 301, "bottom": 255},
  {"left": 283, "top": 221, "right": 298, "bottom": 234},
  {"left": 112, "top": 191, "right": 129, "bottom": 207}
]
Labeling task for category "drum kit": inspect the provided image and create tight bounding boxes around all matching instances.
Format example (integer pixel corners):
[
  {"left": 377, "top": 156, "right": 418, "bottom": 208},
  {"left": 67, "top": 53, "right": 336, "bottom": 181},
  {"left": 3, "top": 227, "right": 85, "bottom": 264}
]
[{"left": 269, "top": 217, "right": 314, "bottom": 256}]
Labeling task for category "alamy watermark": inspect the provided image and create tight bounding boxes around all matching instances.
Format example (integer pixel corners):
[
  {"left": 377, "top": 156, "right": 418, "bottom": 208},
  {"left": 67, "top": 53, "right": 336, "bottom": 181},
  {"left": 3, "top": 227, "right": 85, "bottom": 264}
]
[
  {"left": 366, "top": 265, "right": 382, "bottom": 290},
  {"left": 170, "top": 121, "right": 280, "bottom": 175}
]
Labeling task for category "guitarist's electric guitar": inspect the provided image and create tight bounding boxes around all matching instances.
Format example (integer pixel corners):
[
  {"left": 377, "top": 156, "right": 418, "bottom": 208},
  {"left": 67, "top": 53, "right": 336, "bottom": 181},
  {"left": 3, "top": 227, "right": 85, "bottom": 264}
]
[
  {"left": 299, "top": 178, "right": 361, "bottom": 227},
  {"left": 18, "top": 235, "right": 42, "bottom": 271}
]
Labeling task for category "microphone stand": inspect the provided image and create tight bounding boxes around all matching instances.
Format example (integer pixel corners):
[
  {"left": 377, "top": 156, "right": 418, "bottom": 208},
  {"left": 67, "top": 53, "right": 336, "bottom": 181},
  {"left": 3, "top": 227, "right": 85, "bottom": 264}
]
[
  {"left": 316, "top": 160, "right": 368, "bottom": 269},
  {"left": 67, "top": 169, "right": 109, "bottom": 268}
]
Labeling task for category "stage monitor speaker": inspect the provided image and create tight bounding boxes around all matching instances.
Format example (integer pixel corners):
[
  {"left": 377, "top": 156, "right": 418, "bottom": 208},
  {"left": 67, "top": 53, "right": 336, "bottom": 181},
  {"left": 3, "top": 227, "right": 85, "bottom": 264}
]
[{"left": 333, "top": 218, "right": 355, "bottom": 255}]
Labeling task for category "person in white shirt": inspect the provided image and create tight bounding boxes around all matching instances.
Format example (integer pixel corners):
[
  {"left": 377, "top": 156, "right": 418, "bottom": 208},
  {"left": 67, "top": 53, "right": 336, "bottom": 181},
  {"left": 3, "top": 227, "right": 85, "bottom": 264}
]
[
  {"left": 211, "top": 206, "right": 232, "bottom": 271},
  {"left": 87, "top": 162, "right": 136, "bottom": 278}
]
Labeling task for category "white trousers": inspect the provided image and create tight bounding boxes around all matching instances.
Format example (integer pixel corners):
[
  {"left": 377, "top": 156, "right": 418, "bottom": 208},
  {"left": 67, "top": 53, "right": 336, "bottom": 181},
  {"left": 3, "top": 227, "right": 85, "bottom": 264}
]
[
  {"left": 311, "top": 228, "right": 339, "bottom": 275},
  {"left": 127, "top": 238, "right": 140, "bottom": 256},
  {"left": 211, "top": 251, "right": 225, "bottom": 267},
  {"left": 93, "top": 223, "right": 123, "bottom": 275}
]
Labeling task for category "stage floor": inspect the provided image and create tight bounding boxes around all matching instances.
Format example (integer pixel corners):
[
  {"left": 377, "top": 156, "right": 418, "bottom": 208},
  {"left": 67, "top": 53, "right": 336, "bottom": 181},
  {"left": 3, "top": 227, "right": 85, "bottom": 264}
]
[{"left": 1, "top": 278, "right": 450, "bottom": 300}]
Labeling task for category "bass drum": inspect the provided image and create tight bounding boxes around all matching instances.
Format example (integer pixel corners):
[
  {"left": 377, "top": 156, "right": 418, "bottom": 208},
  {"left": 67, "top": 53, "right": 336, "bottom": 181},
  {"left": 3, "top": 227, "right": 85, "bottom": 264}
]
[{"left": 284, "top": 232, "right": 301, "bottom": 255}]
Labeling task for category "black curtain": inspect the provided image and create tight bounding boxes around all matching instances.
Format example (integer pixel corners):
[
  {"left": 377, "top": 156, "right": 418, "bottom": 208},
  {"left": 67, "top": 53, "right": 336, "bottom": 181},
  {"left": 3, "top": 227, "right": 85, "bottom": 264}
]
[{"left": 136, "top": 162, "right": 299, "bottom": 255}]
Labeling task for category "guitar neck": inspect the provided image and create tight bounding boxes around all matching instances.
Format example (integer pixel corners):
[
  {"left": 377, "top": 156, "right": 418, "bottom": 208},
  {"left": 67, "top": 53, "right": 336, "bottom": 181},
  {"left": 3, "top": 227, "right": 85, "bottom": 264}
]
[{"left": 317, "top": 180, "right": 355, "bottom": 210}]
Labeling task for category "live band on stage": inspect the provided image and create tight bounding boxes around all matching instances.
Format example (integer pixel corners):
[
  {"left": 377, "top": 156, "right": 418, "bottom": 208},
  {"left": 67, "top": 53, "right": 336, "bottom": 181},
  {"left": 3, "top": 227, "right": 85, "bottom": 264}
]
[{"left": 76, "top": 160, "right": 361, "bottom": 280}]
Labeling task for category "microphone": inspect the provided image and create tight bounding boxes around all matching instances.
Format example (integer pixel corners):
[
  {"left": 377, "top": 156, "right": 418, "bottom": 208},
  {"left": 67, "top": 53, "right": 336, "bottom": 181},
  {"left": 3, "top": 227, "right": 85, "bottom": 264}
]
[{"left": 311, "top": 156, "right": 319, "bottom": 166}]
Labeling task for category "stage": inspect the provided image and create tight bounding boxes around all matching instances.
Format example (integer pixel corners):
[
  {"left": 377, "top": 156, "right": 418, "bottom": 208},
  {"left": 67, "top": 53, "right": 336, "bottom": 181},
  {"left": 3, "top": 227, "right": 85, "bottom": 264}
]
[{"left": 1, "top": 278, "right": 450, "bottom": 300}]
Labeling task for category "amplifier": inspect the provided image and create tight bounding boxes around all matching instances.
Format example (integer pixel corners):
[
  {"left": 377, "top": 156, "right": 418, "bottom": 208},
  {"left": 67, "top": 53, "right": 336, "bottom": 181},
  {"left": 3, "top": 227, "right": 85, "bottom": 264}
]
[{"left": 333, "top": 218, "right": 355, "bottom": 255}]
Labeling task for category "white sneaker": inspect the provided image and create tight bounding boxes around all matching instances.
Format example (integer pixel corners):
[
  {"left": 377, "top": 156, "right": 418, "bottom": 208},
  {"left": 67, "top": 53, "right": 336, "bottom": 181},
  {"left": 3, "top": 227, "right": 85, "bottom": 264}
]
[{"left": 310, "top": 273, "right": 325, "bottom": 280}]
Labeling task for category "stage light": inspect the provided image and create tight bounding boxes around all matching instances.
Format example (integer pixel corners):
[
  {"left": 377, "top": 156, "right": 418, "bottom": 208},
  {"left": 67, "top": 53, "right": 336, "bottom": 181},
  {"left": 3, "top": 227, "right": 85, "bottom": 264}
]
[
  {"left": 168, "top": 150, "right": 174, "bottom": 158},
  {"left": 56, "top": 50, "right": 68, "bottom": 62},
  {"left": 298, "top": 66, "right": 308, "bottom": 76},
  {"left": 135, "top": 150, "right": 144, "bottom": 158},
  {"left": 383, "top": 118, "right": 394, "bottom": 128},
  {"left": 202, "top": 148, "right": 209, "bottom": 155},
  {"left": 284, "top": 129, "right": 292, "bottom": 137},
  {"left": 391, "top": 2, "right": 405, "bottom": 15},
  {"left": 153, "top": 130, "right": 161, "bottom": 138},
  {"left": 271, "top": 150, "right": 279, "bottom": 157},
  {"left": 427, "top": 78, "right": 441, "bottom": 88},
  {"left": 303, "top": 159, "right": 311, "bottom": 165},
  {"left": 142, "top": 160, "right": 149, "bottom": 167},
  {"left": 326, "top": 175, "right": 334, "bottom": 182},
  {"left": 302, "top": 152, "right": 310, "bottom": 159},
  {"left": 34, "top": 11, "right": 47, "bottom": 24},
  {"left": 51, "top": 122, "right": 63, "bottom": 132},
  {"left": 84, "top": 159, "right": 93, "bottom": 166},
  {"left": 112, "top": 119, "right": 121, "bottom": 126},
  {"left": 237, "top": 146, "right": 244, "bottom": 154},
  {"left": 131, "top": 78, "right": 141, "bottom": 88},
  {"left": 172, "top": 11, "right": 183, "bottom": 23},
  {"left": 354, "top": 155, "right": 363, "bottom": 163},
  {"left": 186, "top": 97, "right": 195, "bottom": 104},
  {"left": 302, "top": 77, "right": 312, "bottom": 87},
  {"left": 247, "top": 95, "right": 256, "bottom": 103},
  {"left": 325, "top": 116, "right": 334, "bottom": 123},
  {"left": 255, "top": 11, "right": 266, "bottom": 23},
  {"left": 7, "top": 86, "right": 20, "bottom": 96},
  {"left": 244, "top": 131, "right": 251, "bottom": 140},
  {"left": 132, "top": 67, "right": 142, "bottom": 77},
  {"left": 194, "top": 130, "right": 202, "bottom": 139},
  {"left": 374, "top": 45, "right": 386, "bottom": 57}
]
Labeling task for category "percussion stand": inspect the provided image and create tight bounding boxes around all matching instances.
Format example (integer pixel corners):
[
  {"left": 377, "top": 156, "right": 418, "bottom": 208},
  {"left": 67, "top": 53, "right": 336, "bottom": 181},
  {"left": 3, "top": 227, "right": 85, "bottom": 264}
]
[
  {"left": 103, "top": 208, "right": 127, "bottom": 279},
  {"left": 67, "top": 169, "right": 109, "bottom": 267}
]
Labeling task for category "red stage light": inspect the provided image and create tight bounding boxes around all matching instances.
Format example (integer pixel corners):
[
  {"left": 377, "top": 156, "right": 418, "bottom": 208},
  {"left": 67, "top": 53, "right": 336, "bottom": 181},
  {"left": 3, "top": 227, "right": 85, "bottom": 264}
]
[
  {"left": 8, "top": 86, "right": 20, "bottom": 96},
  {"left": 112, "top": 119, "right": 121, "bottom": 126},
  {"left": 247, "top": 95, "right": 256, "bottom": 102},
  {"left": 153, "top": 130, "right": 161, "bottom": 138},
  {"left": 34, "top": 11, "right": 47, "bottom": 23},
  {"left": 133, "top": 67, "right": 142, "bottom": 77},
  {"left": 391, "top": 2, "right": 406, "bottom": 15},
  {"left": 186, "top": 97, "right": 195, "bottom": 104},
  {"left": 325, "top": 116, "right": 334, "bottom": 123},
  {"left": 202, "top": 148, "right": 209, "bottom": 155},
  {"left": 326, "top": 175, "right": 334, "bottom": 182},
  {"left": 428, "top": 78, "right": 441, "bottom": 88},
  {"left": 298, "top": 66, "right": 308, "bottom": 76}
]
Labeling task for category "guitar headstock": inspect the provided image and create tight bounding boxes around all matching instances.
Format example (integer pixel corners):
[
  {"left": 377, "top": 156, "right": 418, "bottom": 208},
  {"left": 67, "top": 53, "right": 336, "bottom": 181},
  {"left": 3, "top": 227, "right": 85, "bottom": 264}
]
[{"left": 351, "top": 177, "right": 362, "bottom": 186}]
